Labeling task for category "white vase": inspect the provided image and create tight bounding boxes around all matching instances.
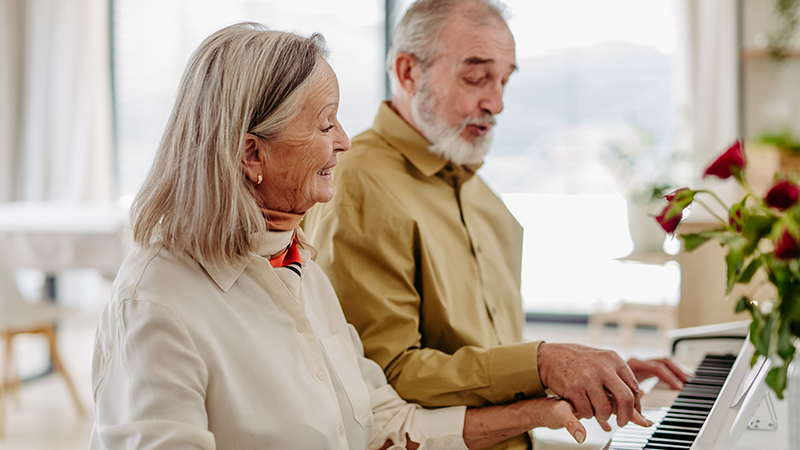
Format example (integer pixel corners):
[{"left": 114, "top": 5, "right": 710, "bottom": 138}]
[
  {"left": 626, "top": 199, "right": 667, "bottom": 253},
  {"left": 790, "top": 356, "right": 800, "bottom": 450}
]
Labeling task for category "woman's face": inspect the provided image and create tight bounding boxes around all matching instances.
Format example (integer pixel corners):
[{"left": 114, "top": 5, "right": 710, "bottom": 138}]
[{"left": 256, "top": 60, "right": 350, "bottom": 213}]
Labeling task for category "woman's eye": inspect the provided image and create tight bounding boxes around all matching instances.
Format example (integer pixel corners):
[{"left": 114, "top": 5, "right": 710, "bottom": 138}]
[{"left": 321, "top": 124, "right": 335, "bottom": 133}]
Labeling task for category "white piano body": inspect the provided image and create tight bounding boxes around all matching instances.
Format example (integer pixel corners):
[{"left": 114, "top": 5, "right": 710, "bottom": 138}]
[{"left": 603, "top": 320, "right": 790, "bottom": 450}]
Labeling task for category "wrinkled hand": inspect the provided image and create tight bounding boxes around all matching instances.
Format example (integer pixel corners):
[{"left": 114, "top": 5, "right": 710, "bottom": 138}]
[
  {"left": 523, "top": 397, "right": 588, "bottom": 444},
  {"left": 628, "top": 357, "right": 692, "bottom": 390},
  {"left": 379, "top": 433, "right": 419, "bottom": 450},
  {"left": 537, "top": 343, "right": 643, "bottom": 430}
]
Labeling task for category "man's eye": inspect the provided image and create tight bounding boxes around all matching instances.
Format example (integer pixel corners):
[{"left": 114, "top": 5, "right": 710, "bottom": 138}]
[
  {"left": 464, "top": 78, "right": 482, "bottom": 85},
  {"left": 321, "top": 125, "right": 335, "bottom": 133}
]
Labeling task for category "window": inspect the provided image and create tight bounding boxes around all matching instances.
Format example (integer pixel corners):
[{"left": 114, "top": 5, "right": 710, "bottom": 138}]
[{"left": 113, "top": 0, "right": 384, "bottom": 198}]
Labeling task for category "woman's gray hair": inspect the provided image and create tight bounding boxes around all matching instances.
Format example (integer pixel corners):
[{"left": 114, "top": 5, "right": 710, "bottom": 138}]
[
  {"left": 386, "top": 0, "right": 510, "bottom": 94},
  {"left": 130, "top": 22, "right": 327, "bottom": 267}
]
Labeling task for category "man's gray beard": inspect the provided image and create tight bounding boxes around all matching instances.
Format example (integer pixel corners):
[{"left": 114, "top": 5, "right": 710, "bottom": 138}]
[{"left": 410, "top": 77, "right": 494, "bottom": 166}]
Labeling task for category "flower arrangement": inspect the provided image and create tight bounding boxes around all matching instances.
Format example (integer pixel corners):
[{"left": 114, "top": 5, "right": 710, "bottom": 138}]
[{"left": 656, "top": 141, "right": 800, "bottom": 398}]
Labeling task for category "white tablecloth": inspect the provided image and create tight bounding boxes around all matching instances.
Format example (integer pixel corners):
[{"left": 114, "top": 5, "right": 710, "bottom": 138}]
[{"left": 0, "top": 202, "right": 131, "bottom": 279}]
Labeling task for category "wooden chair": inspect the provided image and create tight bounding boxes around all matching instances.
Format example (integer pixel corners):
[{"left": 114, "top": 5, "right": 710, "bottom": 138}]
[{"left": 0, "top": 250, "right": 84, "bottom": 437}]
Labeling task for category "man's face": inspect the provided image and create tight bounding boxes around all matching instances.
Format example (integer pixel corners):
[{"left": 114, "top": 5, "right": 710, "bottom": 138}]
[{"left": 411, "top": 14, "right": 516, "bottom": 165}]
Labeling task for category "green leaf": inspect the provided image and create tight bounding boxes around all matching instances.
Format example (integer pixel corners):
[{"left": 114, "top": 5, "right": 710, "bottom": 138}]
[
  {"left": 766, "top": 365, "right": 788, "bottom": 400},
  {"left": 736, "top": 296, "right": 753, "bottom": 313},
  {"left": 739, "top": 258, "right": 763, "bottom": 284},
  {"left": 725, "top": 237, "right": 749, "bottom": 294},
  {"left": 777, "top": 323, "right": 795, "bottom": 360},
  {"left": 742, "top": 214, "right": 777, "bottom": 240},
  {"left": 735, "top": 296, "right": 751, "bottom": 313}
]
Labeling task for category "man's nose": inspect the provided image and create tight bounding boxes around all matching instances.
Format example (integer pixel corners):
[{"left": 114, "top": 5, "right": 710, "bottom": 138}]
[{"left": 479, "top": 80, "right": 505, "bottom": 116}]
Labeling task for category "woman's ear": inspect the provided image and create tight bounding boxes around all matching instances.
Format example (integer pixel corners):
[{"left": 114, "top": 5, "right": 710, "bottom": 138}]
[{"left": 241, "top": 133, "right": 268, "bottom": 183}]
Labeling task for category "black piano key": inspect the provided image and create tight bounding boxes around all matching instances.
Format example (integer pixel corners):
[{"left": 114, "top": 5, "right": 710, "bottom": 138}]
[{"left": 605, "top": 353, "right": 738, "bottom": 450}]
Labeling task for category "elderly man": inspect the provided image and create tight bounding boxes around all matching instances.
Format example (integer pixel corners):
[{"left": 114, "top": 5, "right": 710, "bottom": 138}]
[{"left": 304, "top": 1, "right": 689, "bottom": 448}]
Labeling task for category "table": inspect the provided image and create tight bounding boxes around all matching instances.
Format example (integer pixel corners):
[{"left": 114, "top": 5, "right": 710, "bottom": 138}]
[{"left": 0, "top": 201, "right": 131, "bottom": 297}]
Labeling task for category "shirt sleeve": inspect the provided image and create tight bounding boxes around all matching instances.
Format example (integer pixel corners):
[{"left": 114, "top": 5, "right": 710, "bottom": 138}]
[
  {"left": 340, "top": 325, "right": 468, "bottom": 450},
  {"left": 307, "top": 198, "right": 546, "bottom": 408},
  {"left": 91, "top": 298, "right": 215, "bottom": 450}
]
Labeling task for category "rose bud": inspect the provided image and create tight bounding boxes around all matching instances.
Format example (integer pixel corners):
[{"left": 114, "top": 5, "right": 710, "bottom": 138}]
[
  {"left": 664, "top": 188, "right": 691, "bottom": 203},
  {"left": 656, "top": 189, "right": 695, "bottom": 234},
  {"left": 703, "top": 140, "right": 745, "bottom": 179},
  {"left": 656, "top": 206, "right": 682, "bottom": 234},
  {"left": 729, "top": 209, "right": 743, "bottom": 232},
  {"left": 774, "top": 228, "right": 800, "bottom": 260},
  {"left": 764, "top": 179, "right": 800, "bottom": 211}
]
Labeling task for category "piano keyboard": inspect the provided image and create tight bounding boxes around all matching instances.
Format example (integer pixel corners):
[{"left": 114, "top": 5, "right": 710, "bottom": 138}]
[{"left": 603, "top": 354, "right": 737, "bottom": 450}]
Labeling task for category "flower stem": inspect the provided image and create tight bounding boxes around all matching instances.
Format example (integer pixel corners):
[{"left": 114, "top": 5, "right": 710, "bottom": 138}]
[{"left": 694, "top": 198, "right": 728, "bottom": 225}]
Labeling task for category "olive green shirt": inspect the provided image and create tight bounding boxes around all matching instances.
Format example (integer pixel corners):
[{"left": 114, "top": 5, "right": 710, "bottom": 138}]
[{"left": 305, "top": 102, "right": 546, "bottom": 449}]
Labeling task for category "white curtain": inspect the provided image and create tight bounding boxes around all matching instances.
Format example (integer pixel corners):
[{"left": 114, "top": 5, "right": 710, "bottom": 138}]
[
  {"left": 0, "top": 0, "right": 114, "bottom": 203},
  {"left": 676, "top": 0, "right": 740, "bottom": 172}
]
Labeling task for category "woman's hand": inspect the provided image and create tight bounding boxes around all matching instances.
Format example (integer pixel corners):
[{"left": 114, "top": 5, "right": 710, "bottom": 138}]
[
  {"left": 521, "top": 397, "right": 587, "bottom": 444},
  {"left": 462, "top": 396, "right": 588, "bottom": 449}
]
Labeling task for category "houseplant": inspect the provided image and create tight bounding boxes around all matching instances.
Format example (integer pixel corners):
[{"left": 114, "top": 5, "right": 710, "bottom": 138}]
[
  {"left": 655, "top": 140, "right": 800, "bottom": 398},
  {"left": 603, "top": 121, "right": 686, "bottom": 252}
]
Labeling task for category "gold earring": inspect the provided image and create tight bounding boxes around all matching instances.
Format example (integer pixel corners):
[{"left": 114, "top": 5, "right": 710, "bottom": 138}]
[{"left": 257, "top": 175, "right": 262, "bottom": 185}]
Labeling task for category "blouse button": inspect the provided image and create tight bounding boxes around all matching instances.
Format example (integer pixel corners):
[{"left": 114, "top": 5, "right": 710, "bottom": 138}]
[
  {"left": 515, "top": 391, "right": 526, "bottom": 400},
  {"left": 338, "top": 426, "right": 344, "bottom": 436},
  {"left": 296, "top": 323, "right": 306, "bottom": 332},
  {"left": 425, "top": 438, "right": 435, "bottom": 447},
  {"left": 444, "top": 436, "right": 453, "bottom": 446},
  {"left": 318, "top": 370, "right": 327, "bottom": 380}
]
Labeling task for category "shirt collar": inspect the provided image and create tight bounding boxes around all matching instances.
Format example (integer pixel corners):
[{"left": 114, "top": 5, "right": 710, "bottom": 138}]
[
  {"left": 200, "top": 227, "right": 317, "bottom": 292},
  {"left": 372, "top": 101, "right": 483, "bottom": 184},
  {"left": 371, "top": 101, "right": 449, "bottom": 178}
]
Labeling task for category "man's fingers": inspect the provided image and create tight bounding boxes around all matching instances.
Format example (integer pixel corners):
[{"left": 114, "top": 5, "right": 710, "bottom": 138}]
[
  {"left": 631, "top": 409, "right": 653, "bottom": 428},
  {"left": 569, "top": 392, "right": 595, "bottom": 420},
  {"left": 660, "top": 358, "right": 692, "bottom": 384},
  {"left": 602, "top": 375, "right": 636, "bottom": 427},
  {"left": 595, "top": 415, "right": 612, "bottom": 432},
  {"left": 653, "top": 362, "right": 685, "bottom": 390},
  {"left": 586, "top": 384, "right": 614, "bottom": 424}
]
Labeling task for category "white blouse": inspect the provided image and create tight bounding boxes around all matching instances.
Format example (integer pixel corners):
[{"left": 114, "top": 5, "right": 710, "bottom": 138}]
[{"left": 89, "top": 228, "right": 467, "bottom": 450}]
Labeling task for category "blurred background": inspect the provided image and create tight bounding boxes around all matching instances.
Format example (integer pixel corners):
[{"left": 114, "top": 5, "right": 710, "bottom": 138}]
[{"left": 0, "top": 0, "right": 799, "bottom": 448}]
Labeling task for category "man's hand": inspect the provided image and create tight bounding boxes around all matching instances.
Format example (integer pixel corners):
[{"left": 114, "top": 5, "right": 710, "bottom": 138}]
[
  {"left": 628, "top": 357, "right": 692, "bottom": 390},
  {"left": 537, "top": 343, "right": 642, "bottom": 430}
]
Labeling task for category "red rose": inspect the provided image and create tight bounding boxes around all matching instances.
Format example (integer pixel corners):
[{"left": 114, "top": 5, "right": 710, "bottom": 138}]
[
  {"left": 656, "top": 188, "right": 695, "bottom": 234},
  {"left": 774, "top": 228, "right": 800, "bottom": 260},
  {"left": 655, "top": 188, "right": 695, "bottom": 234},
  {"left": 656, "top": 206, "right": 682, "bottom": 234},
  {"left": 703, "top": 141, "right": 745, "bottom": 179},
  {"left": 764, "top": 179, "right": 800, "bottom": 211}
]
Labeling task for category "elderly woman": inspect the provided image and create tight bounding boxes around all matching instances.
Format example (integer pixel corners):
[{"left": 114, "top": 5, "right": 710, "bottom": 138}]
[{"left": 89, "top": 23, "right": 622, "bottom": 450}]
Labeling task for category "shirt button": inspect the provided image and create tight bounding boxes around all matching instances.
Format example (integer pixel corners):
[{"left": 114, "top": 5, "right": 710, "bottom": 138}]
[
  {"left": 296, "top": 323, "right": 306, "bottom": 332},
  {"left": 490, "top": 306, "right": 498, "bottom": 314},
  {"left": 318, "top": 370, "right": 327, "bottom": 380},
  {"left": 515, "top": 391, "right": 526, "bottom": 400},
  {"left": 338, "top": 426, "right": 344, "bottom": 436},
  {"left": 425, "top": 438, "right": 435, "bottom": 447},
  {"left": 444, "top": 436, "right": 453, "bottom": 446}
]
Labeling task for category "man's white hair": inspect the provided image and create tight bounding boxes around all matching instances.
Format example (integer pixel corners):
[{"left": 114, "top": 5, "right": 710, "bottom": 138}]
[{"left": 386, "top": 0, "right": 511, "bottom": 95}]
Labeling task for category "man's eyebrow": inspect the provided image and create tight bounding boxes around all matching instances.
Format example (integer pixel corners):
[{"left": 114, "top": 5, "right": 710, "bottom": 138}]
[{"left": 463, "top": 57, "right": 517, "bottom": 72}]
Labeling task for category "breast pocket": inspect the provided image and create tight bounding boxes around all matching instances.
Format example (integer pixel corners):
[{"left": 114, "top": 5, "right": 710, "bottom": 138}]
[{"left": 320, "top": 332, "right": 374, "bottom": 429}]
